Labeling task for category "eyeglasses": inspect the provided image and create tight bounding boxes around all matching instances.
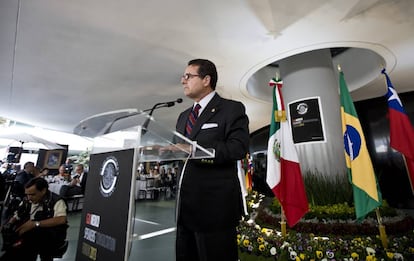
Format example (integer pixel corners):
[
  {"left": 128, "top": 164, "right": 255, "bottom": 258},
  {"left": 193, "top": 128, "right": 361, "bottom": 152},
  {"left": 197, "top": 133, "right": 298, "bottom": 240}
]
[{"left": 181, "top": 73, "right": 201, "bottom": 81}]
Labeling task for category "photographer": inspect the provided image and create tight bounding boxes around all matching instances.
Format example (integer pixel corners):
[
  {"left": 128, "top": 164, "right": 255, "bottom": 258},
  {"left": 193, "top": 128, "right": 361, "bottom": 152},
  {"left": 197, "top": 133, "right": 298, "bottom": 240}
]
[{"left": 0, "top": 177, "right": 68, "bottom": 261}]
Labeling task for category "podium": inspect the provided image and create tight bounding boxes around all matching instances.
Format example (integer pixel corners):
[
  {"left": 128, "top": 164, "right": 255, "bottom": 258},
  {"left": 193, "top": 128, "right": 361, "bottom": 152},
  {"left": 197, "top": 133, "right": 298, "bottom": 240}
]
[{"left": 75, "top": 113, "right": 214, "bottom": 261}]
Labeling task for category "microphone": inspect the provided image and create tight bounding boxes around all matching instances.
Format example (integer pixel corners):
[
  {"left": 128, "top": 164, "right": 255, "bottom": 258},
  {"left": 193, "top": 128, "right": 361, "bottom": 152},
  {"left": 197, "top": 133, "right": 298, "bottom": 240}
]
[
  {"left": 101, "top": 98, "right": 183, "bottom": 135},
  {"left": 141, "top": 98, "right": 183, "bottom": 133},
  {"left": 144, "top": 98, "right": 183, "bottom": 112}
]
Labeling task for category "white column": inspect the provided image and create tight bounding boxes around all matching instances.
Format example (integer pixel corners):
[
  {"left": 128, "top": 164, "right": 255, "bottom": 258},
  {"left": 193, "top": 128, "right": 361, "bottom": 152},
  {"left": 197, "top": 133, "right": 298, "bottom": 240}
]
[{"left": 279, "top": 49, "right": 345, "bottom": 177}]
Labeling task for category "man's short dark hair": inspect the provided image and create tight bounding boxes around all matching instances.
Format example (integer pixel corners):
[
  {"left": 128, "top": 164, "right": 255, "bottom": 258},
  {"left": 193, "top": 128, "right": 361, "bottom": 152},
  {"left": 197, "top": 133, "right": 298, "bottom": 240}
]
[
  {"left": 25, "top": 177, "right": 49, "bottom": 191},
  {"left": 188, "top": 59, "right": 218, "bottom": 90},
  {"left": 23, "top": 161, "right": 34, "bottom": 169}
]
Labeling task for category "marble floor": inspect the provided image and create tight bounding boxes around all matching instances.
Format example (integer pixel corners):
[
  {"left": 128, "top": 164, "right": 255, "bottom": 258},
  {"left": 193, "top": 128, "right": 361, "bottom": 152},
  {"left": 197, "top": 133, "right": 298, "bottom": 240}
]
[{"left": 1, "top": 199, "right": 177, "bottom": 261}]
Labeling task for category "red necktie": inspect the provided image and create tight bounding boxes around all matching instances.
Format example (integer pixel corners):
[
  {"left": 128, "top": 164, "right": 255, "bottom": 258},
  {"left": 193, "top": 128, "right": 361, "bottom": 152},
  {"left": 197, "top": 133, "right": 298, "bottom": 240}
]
[{"left": 185, "top": 104, "right": 201, "bottom": 137}]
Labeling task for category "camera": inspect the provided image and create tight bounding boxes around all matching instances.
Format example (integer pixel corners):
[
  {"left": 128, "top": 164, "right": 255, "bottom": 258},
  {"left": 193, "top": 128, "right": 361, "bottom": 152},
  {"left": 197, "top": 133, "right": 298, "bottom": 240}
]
[
  {"left": 1, "top": 222, "right": 22, "bottom": 251},
  {"left": 64, "top": 164, "right": 73, "bottom": 174}
]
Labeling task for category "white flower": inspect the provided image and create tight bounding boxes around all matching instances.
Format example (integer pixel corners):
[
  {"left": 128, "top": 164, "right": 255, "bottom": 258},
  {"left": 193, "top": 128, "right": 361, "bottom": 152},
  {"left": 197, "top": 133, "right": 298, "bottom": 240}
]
[
  {"left": 366, "top": 246, "right": 376, "bottom": 256},
  {"left": 270, "top": 247, "right": 277, "bottom": 255},
  {"left": 394, "top": 253, "right": 404, "bottom": 260},
  {"left": 281, "top": 241, "right": 290, "bottom": 249},
  {"left": 326, "top": 250, "right": 334, "bottom": 258},
  {"left": 289, "top": 250, "right": 297, "bottom": 260}
]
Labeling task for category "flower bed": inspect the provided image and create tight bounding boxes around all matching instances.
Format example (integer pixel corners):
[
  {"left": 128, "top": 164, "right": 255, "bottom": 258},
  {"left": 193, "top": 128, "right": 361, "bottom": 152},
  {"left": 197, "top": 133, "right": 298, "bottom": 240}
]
[
  {"left": 237, "top": 221, "right": 414, "bottom": 260},
  {"left": 237, "top": 193, "right": 414, "bottom": 260}
]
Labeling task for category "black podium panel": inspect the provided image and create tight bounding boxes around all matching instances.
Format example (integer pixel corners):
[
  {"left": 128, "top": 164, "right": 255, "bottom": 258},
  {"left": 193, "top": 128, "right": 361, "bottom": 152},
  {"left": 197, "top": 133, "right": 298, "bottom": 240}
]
[{"left": 76, "top": 148, "right": 135, "bottom": 261}]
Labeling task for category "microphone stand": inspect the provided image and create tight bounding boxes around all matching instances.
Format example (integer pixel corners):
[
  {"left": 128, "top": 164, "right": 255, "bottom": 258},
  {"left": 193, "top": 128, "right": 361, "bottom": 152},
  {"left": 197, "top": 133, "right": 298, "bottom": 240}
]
[
  {"left": 141, "top": 102, "right": 172, "bottom": 134},
  {"left": 103, "top": 99, "right": 182, "bottom": 135}
]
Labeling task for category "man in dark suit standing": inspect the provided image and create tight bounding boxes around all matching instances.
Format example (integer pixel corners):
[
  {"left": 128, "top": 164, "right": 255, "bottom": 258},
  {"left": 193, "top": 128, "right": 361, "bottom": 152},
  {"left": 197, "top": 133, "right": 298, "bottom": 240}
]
[{"left": 175, "top": 59, "right": 250, "bottom": 261}]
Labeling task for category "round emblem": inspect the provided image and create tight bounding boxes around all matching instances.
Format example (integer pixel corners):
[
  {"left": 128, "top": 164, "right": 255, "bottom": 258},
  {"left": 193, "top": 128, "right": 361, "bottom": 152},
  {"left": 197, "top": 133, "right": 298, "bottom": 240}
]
[
  {"left": 344, "top": 125, "right": 361, "bottom": 161},
  {"left": 296, "top": 103, "right": 308, "bottom": 115},
  {"left": 99, "top": 156, "right": 119, "bottom": 197},
  {"left": 272, "top": 139, "right": 281, "bottom": 162}
]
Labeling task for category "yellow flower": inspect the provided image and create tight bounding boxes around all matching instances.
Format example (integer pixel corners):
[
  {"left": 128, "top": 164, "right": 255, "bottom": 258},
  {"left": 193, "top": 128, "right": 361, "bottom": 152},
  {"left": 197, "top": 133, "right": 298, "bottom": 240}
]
[
  {"left": 351, "top": 252, "right": 359, "bottom": 259},
  {"left": 299, "top": 253, "right": 306, "bottom": 260},
  {"left": 258, "top": 244, "right": 265, "bottom": 251},
  {"left": 261, "top": 228, "right": 273, "bottom": 236},
  {"left": 257, "top": 237, "right": 264, "bottom": 244},
  {"left": 316, "top": 250, "right": 323, "bottom": 258},
  {"left": 386, "top": 252, "right": 394, "bottom": 259},
  {"left": 237, "top": 239, "right": 240, "bottom": 245},
  {"left": 243, "top": 239, "right": 250, "bottom": 247}
]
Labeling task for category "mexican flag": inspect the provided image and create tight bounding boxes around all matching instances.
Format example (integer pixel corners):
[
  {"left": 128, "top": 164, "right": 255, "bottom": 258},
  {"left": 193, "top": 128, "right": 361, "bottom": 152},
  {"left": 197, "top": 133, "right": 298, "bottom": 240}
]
[
  {"left": 339, "top": 71, "right": 382, "bottom": 221},
  {"left": 266, "top": 78, "right": 309, "bottom": 227}
]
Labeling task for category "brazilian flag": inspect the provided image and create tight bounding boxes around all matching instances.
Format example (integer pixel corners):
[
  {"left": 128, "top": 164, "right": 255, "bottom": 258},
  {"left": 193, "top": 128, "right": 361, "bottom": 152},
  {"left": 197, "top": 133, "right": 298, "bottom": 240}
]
[{"left": 339, "top": 71, "right": 382, "bottom": 221}]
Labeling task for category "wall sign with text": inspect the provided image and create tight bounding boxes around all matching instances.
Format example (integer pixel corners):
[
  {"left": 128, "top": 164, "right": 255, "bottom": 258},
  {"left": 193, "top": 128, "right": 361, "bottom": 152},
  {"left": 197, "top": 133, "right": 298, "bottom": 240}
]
[{"left": 288, "top": 97, "right": 326, "bottom": 144}]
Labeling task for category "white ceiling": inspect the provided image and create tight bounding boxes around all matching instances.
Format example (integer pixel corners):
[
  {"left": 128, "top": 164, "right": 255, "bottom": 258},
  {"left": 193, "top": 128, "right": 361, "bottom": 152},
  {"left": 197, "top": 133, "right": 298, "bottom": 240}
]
[{"left": 1, "top": 0, "right": 413, "bottom": 135}]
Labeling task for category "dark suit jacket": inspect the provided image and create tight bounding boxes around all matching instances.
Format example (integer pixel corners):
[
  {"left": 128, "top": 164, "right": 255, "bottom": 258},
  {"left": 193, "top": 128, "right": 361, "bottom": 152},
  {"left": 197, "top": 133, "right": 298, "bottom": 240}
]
[
  {"left": 176, "top": 93, "right": 249, "bottom": 232},
  {"left": 79, "top": 172, "right": 88, "bottom": 193}
]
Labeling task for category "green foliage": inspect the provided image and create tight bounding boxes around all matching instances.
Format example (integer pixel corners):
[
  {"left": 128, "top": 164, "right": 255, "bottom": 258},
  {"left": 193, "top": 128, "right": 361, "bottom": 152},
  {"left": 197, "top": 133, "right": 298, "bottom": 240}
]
[
  {"left": 72, "top": 150, "right": 90, "bottom": 167},
  {"left": 303, "top": 169, "right": 353, "bottom": 206},
  {"left": 267, "top": 193, "right": 398, "bottom": 221}
]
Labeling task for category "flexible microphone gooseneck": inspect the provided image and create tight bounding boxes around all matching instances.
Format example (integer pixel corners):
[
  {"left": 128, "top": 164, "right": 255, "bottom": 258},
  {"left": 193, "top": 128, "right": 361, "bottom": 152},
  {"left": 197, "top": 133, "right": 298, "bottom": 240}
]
[
  {"left": 141, "top": 98, "right": 183, "bottom": 133},
  {"left": 102, "top": 98, "right": 183, "bottom": 135}
]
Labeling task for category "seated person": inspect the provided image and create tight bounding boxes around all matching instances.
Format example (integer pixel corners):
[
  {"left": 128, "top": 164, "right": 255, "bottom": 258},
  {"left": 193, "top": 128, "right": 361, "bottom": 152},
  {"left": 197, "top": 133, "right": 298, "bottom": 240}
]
[
  {"left": 149, "top": 166, "right": 161, "bottom": 187},
  {"left": 51, "top": 165, "right": 71, "bottom": 183},
  {"left": 0, "top": 177, "right": 68, "bottom": 261},
  {"left": 13, "top": 162, "right": 35, "bottom": 198},
  {"left": 39, "top": 168, "right": 49, "bottom": 178},
  {"left": 59, "top": 164, "right": 87, "bottom": 198}
]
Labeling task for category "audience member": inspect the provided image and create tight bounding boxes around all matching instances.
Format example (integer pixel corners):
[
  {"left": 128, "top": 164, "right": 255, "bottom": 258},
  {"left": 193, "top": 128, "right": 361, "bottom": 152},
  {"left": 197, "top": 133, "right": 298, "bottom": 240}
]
[
  {"left": 13, "top": 161, "right": 35, "bottom": 198},
  {"left": 59, "top": 164, "right": 87, "bottom": 198},
  {"left": 164, "top": 167, "right": 176, "bottom": 198},
  {"left": 63, "top": 159, "right": 73, "bottom": 175},
  {"left": 0, "top": 177, "right": 68, "bottom": 261},
  {"left": 39, "top": 168, "right": 50, "bottom": 178},
  {"left": 51, "top": 165, "right": 70, "bottom": 183}
]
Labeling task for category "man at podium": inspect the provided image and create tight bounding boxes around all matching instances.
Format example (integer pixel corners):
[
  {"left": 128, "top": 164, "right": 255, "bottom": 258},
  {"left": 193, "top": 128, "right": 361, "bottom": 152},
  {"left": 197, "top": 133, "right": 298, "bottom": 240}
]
[{"left": 175, "top": 59, "right": 250, "bottom": 261}]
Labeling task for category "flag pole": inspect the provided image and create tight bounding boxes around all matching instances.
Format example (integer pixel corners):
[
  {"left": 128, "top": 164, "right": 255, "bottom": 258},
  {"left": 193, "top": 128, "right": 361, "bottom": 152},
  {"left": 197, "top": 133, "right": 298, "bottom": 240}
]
[
  {"left": 280, "top": 207, "right": 287, "bottom": 237},
  {"left": 402, "top": 155, "right": 414, "bottom": 194},
  {"left": 375, "top": 208, "right": 388, "bottom": 249}
]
